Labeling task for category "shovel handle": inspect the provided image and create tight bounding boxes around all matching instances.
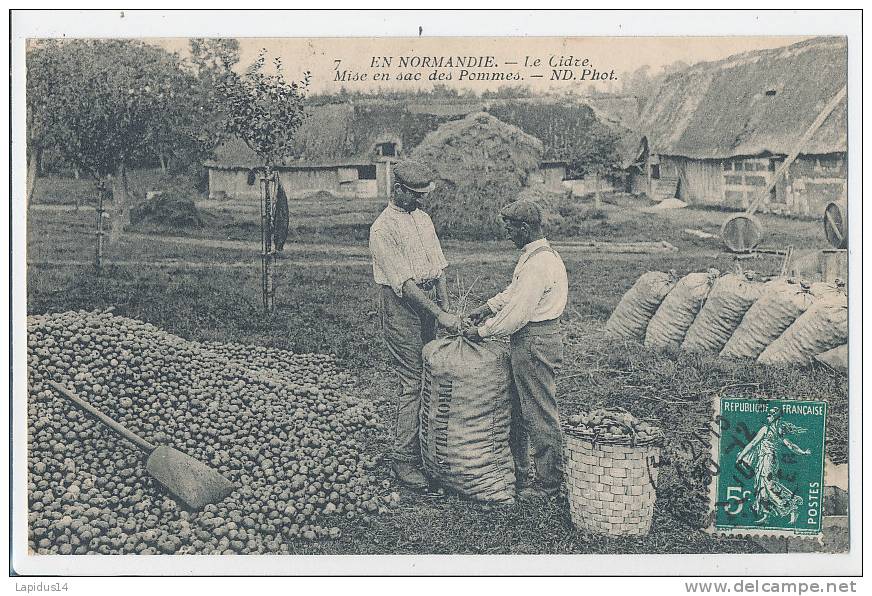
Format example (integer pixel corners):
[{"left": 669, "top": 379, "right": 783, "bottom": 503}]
[{"left": 48, "top": 381, "right": 155, "bottom": 453}]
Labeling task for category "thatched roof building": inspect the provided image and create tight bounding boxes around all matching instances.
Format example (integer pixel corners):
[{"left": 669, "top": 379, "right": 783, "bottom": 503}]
[
  {"left": 205, "top": 96, "right": 647, "bottom": 202},
  {"left": 633, "top": 37, "right": 847, "bottom": 217},
  {"left": 640, "top": 37, "right": 846, "bottom": 159}
]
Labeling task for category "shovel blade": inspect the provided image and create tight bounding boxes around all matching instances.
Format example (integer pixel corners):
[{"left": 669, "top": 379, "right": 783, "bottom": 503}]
[{"left": 146, "top": 446, "right": 235, "bottom": 511}]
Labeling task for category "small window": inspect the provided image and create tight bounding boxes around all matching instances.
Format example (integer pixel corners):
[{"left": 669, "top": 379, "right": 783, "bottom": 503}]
[
  {"left": 357, "top": 165, "right": 377, "bottom": 180},
  {"left": 765, "top": 89, "right": 777, "bottom": 96},
  {"left": 376, "top": 142, "right": 397, "bottom": 157},
  {"left": 651, "top": 164, "right": 661, "bottom": 180}
]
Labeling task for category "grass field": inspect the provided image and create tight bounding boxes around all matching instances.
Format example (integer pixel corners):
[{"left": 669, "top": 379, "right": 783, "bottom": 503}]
[{"left": 25, "top": 182, "right": 848, "bottom": 555}]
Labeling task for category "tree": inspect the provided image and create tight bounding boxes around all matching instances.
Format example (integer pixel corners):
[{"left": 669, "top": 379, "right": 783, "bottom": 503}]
[
  {"left": 182, "top": 38, "right": 242, "bottom": 173},
  {"left": 620, "top": 65, "right": 653, "bottom": 97},
  {"left": 216, "top": 49, "right": 310, "bottom": 312},
  {"left": 24, "top": 39, "right": 52, "bottom": 208},
  {"left": 489, "top": 102, "right": 621, "bottom": 179},
  {"left": 189, "top": 38, "right": 240, "bottom": 82},
  {"left": 481, "top": 84, "right": 532, "bottom": 99},
  {"left": 661, "top": 60, "right": 690, "bottom": 76},
  {"left": 27, "top": 39, "right": 210, "bottom": 260},
  {"left": 138, "top": 39, "right": 240, "bottom": 176}
]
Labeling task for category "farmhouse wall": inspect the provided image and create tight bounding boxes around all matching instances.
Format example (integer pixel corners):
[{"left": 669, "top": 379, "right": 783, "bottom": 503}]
[
  {"left": 564, "top": 176, "right": 620, "bottom": 197},
  {"left": 722, "top": 154, "right": 846, "bottom": 217},
  {"left": 778, "top": 154, "right": 847, "bottom": 217},
  {"left": 627, "top": 169, "right": 647, "bottom": 195},
  {"left": 640, "top": 152, "right": 847, "bottom": 218},
  {"left": 542, "top": 164, "right": 567, "bottom": 189},
  {"left": 722, "top": 157, "right": 773, "bottom": 210},
  {"left": 208, "top": 169, "right": 259, "bottom": 201},
  {"left": 671, "top": 157, "right": 724, "bottom": 206},
  {"left": 278, "top": 169, "right": 339, "bottom": 195},
  {"left": 209, "top": 164, "right": 381, "bottom": 201}
]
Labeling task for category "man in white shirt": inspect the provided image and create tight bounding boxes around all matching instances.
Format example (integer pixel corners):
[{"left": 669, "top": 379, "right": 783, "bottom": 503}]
[
  {"left": 369, "top": 159, "right": 460, "bottom": 489},
  {"left": 463, "top": 199, "right": 568, "bottom": 500}
]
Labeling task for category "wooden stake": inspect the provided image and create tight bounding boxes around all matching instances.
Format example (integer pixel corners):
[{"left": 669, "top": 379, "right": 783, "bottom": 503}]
[
  {"left": 95, "top": 185, "right": 105, "bottom": 275},
  {"left": 260, "top": 171, "right": 276, "bottom": 312}
]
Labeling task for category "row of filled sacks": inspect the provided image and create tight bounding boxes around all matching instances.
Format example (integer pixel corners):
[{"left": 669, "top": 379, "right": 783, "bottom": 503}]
[{"left": 605, "top": 269, "right": 847, "bottom": 367}]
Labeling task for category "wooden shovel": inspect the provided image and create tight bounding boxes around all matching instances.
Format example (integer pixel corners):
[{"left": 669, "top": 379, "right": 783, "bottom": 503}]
[{"left": 48, "top": 381, "right": 235, "bottom": 511}]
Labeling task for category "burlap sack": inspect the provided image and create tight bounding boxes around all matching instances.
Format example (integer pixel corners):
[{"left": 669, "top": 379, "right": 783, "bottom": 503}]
[
  {"left": 681, "top": 271, "right": 764, "bottom": 353},
  {"left": 605, "top": 271, "right": 679, "bottom": 341},
  {"left": 814, "top": 344, "right": 848, "bottom": 371},
  {"left": 644, "top": 269, "right": 720, "bottom": 352},
  {"left": 721, "top": 278, "right": 816, "bottom": 360},
  {"left": 758, "top": 288, "right": 847, "bottom": 366},
  {"left": 810, "top": 279, "right": 847, "bottom": 303},
  {"left": 420, "top": 337, "right": 515, "bottom": 503}
]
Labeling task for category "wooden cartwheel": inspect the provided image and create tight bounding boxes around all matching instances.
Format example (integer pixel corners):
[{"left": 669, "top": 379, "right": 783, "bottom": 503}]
[
  {"left": 721, "top": 86, "right": 846, "bottom": 253},
  {"left": 721, "top": 212, "right": 764, "bottom": 253},
  {"left": 823, "top": 199, "right": 848, "bottom": 249}
]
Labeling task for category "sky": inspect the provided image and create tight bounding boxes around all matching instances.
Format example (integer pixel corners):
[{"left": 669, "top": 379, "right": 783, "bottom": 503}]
[{"left": 149, "top": 36, "right": 813, "bottom": 95}]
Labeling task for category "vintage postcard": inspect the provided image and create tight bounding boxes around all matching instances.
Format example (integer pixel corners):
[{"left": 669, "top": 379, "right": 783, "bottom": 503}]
[{"left": 8, "top": 9, "right": 862, "bottom": 579}]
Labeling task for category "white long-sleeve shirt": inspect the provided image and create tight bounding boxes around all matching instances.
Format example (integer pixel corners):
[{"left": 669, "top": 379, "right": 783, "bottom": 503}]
[
  {"left": 369, "top": 204, "right": 448, "bottom": 297},
  {"left": 478, "top": 238, "right": 568, "bottom": 339}
]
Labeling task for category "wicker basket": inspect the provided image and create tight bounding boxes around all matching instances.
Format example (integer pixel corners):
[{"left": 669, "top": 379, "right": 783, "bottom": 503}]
[{"left": 563, "top": 430, "right": 661, "bottom": 536}]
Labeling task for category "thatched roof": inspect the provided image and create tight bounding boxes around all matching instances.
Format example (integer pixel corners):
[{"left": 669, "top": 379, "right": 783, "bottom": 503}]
[
  {"left": 206, "top": 96, "right": 645, "bottom": 171},
  {"left": 584, "top": 95, "right": 643, "bottom": 132},
  {"left": 640, "top": 37, "right": 847, "bottom": 159},
  {"left": 604, "top": 121, "right": 645, "bottom": 169},
  {"left": 413, "top": 111, "right": 543, "bottom": 184},
  {"left": 206, "top": 100, "right": 484, "bottom": 169},
  {"left": 206, "top": 103, "right": 387, "bottom": 169}
]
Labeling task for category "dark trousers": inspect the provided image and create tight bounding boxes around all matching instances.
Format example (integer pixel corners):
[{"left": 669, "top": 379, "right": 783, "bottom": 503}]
[
  {"left": 380, "top": 285, "right": 437, "bottom": 463},
  {"left": 509, "top": 321, "right": 565, "bottom": 494}
]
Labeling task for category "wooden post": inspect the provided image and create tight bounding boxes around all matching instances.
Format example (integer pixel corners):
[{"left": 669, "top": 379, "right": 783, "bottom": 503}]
[
  {"left": 385, "top": 160, "right": 392, "bottom": 199},
  {"left": 95, "top": 183, "right": 105, "bottom": 275},
  {"left": 821, "top": 249, "right": 848, "bottom": 283},
  {"left": 260, "top": 170, "right": 276, "bottom": 312},
  {"left": 26, "top": 148, "right": 38, "bottom": 211},
  {"left": 594, "top": 173, "right": 602, "bottom": 210}
]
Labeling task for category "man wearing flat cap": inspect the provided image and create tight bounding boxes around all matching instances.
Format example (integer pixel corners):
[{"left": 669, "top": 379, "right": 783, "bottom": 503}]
[
  {"left": 369, "top": 159, "right": 460, "bottom": 489},
  {"left": 463, "top": 199, "right": 569, "bottom": 501}
]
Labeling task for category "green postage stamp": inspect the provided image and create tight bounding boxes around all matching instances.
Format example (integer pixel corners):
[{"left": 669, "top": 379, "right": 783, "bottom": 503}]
[{"left": 710, "top": 397, "right": 827, "bottom": 537}]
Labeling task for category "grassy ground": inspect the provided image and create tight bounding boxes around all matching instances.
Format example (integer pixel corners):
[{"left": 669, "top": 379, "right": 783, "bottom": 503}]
[
  {"left": 25, "top": 189, "right": 847, "bottom": 555},
  {"left": 30, "top": 169, "right": 201, "bottom": 206}
]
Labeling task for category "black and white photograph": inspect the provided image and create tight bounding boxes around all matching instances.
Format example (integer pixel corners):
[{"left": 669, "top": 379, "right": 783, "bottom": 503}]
[{"left": 8, "top": 9, "right": 863, "bottom": 580}]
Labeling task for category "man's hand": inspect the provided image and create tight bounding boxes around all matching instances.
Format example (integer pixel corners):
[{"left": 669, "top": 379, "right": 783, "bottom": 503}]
[
  {"left": 464, "top": 304, "right": 493, "bottom": 326},
  {"left": 462, "top": 326, "right": 483, "bottom": 342},
  {"left": 437, "top": 311, "right": 461, "bottom": 333}
]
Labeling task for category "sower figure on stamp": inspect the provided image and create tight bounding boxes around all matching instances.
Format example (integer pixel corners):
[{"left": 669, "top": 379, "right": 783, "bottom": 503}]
[
  {"left": 737, "top": 406, "right": 811, "bottom": 525},
  {"left": 462, "top": 199, "right": 569, "bottom": 501},
  {"left": 369, "top": 159, "right": 461, "bottom": 490}
]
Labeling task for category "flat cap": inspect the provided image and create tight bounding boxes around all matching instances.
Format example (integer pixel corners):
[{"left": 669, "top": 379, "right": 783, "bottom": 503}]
[
  {"left": 500, "top": 199, "right": 542, "bottom": 226},
  {"left": 393, "top": 160, "right": 435, "bottom": 193}
]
